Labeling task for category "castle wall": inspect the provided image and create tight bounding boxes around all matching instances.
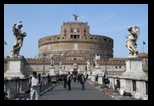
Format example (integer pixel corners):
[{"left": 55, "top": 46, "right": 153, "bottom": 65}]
[
  {"left": 38, "top": 21, "right": 114, "bottom": 58},
  {"left": 4, "top": 57, "right": 148, "bottom": 76}
]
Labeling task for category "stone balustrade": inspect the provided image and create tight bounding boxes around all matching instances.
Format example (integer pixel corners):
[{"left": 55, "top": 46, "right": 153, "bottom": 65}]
[
  {"left": 4, "top": 75, "right": 51, "bottom": 99},
  {"left": 88, "top": 74, "right": 148, "bottom": 100}
]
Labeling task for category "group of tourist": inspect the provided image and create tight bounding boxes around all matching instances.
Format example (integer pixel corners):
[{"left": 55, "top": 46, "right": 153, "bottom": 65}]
[
  {"left": 14, "top": 71, "right": 120, "bottom": 100},
  {"left": 28, "top": 71, "right": 88, "bottom": 100},
  {"left": 96, "top": 74, "right": 120, "bottom": 92},
  {"left": 62, "top": 72, "right": 87, "bottom": 90}
]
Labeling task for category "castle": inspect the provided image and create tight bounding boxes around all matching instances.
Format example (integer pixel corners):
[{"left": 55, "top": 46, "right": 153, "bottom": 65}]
[{"left": 4, "top": 18, "right": 148, "bottom": 75}]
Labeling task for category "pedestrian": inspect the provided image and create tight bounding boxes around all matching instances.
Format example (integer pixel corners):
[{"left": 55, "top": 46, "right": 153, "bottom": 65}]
[
  {"left": 86, "top": 73, "right": 88, "bottom": 80},
  {"left": 67, "top": 72, "right": 72, "bottom": 90},
  {"left": 77, "top": 73, "right": 81, "bottom": 83},
  {"left": 95, "top": 74, "right": 98, "bottom": 85},
  {"left": 63, "top": 73, "right": 67, "bottom": 88},
  {"left": 114, "top": 79, "right": 120, "bottom": 92},
  {"left": 38, "top": 74, "right": 42, "bottom": 94},
  {"left": 47, "top": 74, "right": 51, "bottom": 84},
  {"left": 29, "top": 71, "right": 42, "bottom": 100},
  {"left": 73, "top": 74, "right": 76, "bottom": 82},
  {"left": 56, "top": 74, "right": 60, "bottom": 83},
  {"left": 80, "top": 74, "right": 86, "bottom": 90}
]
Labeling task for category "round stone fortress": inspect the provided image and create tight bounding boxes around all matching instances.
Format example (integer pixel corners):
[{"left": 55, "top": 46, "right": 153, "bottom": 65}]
[{"left": 38, "top": 21, "right": 114, "bottom": 61}]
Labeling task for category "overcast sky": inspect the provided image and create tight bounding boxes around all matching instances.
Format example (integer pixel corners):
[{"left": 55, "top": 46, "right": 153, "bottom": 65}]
[{"left": 4, "top": 4, "right": 148, "bottom": 58}]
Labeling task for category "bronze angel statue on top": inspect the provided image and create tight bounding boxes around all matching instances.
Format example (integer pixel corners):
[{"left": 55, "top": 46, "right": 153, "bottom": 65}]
[{"left": 126, "top": 26, "right": 140, "bottom": 57}]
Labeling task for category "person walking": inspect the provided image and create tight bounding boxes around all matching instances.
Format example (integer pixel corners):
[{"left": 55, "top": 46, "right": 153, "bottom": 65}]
[
  {"left": 47, "top": 74, "right": 51, "bottom": 84},
  {"left": 63, "top": 73, "right": 67, "bottom": 88},
  {"left": 80, "top": 74, "right": 86, "bottom": 90},
  {"left": 29, "top": 71, "right": 42, "bottom": 100},
  {"left": 67, "top": 72, "right": 72, "bottom": 91},
  {"left": 95, "top": 74, "right": 98, "bottom": 85}
]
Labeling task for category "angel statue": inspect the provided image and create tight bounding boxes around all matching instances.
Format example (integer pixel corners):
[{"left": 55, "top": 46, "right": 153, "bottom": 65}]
[
  {"left": 86, "top": 60, "right": 90, "bottom": 71},
  {"left": 94, "top": 54, "right": 100, "bottom": 68},
  {"left": 73, "top": 14, "right": 78, "bottom": 21},
  {"left": 50, "top": 54, "right": 55, "bottom": 67},
  {"left": 126, "top": 26, "right": 140, "bottom": 57},
  {"left": 9, "top": 21, "right": 27, "bottom": 58}
]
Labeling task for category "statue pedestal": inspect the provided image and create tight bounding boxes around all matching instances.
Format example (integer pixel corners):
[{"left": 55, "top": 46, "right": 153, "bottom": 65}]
[
  {"left": 95, "top": 65, "right": 100, "bottom": 69},
  {"left": 92, "top": 68, "right": 101, "bottom": 75},
  {"left": 59, "top": 70, "right": 63, "bottom": 75},
  {"left": 49, "top": 66, "right": 56, "bottom": 76},
  {"left": 4, "top": 56, "right": 29, "bottom": 79},
  {"left": 86, "top": 69, "right": 91, "bottom": 75},
  {"left": 121, "top": 58, "right": 148, "bottom": 78}
]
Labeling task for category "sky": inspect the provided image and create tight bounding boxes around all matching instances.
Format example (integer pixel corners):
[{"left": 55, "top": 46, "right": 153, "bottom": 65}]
[{"left": 4, "top": 4, "right": 148, "bottom": 58}]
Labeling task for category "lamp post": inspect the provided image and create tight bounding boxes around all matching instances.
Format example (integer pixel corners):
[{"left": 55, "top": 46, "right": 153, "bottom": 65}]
[
  {"left": 104, "top": 52, "right": 108, "bottom": 75},
  {"left": 35, "top": 55, "right": 38, "bottom": 72},
  {"left": 42, "top": 53, "right": 46, "bottom": 75}
]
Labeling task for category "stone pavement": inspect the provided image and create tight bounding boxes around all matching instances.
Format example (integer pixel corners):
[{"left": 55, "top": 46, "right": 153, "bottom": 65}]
[
  {"left": 9, "top": 80, "right": 138, "bottom": 100},
  {"left": 39, "top": 80, "right": 114, "bottom": 100}
]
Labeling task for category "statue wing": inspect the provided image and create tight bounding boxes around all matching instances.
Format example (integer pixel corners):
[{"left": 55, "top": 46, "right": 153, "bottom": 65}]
[
  {"left": 12, "top": 24, "right": 17, "bottom": 36},
  {"left": 50, "top": 54, "right": 53, "bottom": 59},
  {"left": 135, "top": 26, "right": 140, "bottom": 40}
]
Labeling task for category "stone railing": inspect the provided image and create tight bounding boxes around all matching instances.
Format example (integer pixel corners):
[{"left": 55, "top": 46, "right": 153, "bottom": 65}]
[
  {"left": 111, "top": 75, "right": 148, "bottom": 100},
  {"left": 88, "top": 75, "right": 148, "bottom": 100},
  {"left": 4, "top": 77, "right": 30, "bottom": 99},
  {"left": 4, "top": 75, "right": 53, "bottom": 99}
]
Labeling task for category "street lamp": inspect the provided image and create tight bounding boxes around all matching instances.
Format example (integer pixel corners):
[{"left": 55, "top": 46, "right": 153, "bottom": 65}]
[
  {"left": 35, "top": 55, "right": 38, "bottom": 72},
  {"left": 42, "top": 53, "right": 46, "bottom": 75},
  {"left": 104, "top": 52, "right": 108, "bottom": 75}
]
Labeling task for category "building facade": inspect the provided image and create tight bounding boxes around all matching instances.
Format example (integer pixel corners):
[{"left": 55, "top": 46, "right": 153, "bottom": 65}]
[{"left": 38, "top": 21, "right": 114, "bottom": 61}]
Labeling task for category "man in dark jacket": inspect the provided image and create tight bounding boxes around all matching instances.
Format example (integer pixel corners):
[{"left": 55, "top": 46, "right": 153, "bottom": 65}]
[
  {"left": 63, "top": 73, "right": 67, "bottom": 88},
  {"left": 67, "top": 72, "right": 71, "bottom": 90}
]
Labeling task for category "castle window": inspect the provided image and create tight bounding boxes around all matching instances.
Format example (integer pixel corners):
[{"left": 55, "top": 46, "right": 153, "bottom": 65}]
[
  {"left": 70, "top": 35, "right": 73, "bottom": 39},
  {"left": 71, "top": 28, "right": 73, "bottom": 33},
  {"left": 104, "top": 38, "right": 107, "bottom": 41},
  {"left": 64, "top": 33, "right": 67, "bottom": 36},
  {"left": 95, "top": 38, "right": 97, "bottom": 40},
  {"left": 115, "top": 66, "right": 117, "bottom": 68},
  {"left": 77, "top": 35, "right": 80, "bottom": 39},
  {"left": 84, "top": 33, "right": 86, "bottom": 36},
  {"left": 77, "top": 28, "right": 80, "bottom": 32},
  {"left": 58, "top": 37, "right": 60, "bottom": 39},
  {"left": 74, "top": 35, "right": 76, "bottom": 39},
  {"left": 70, "top": 35, "right": 80, "bottom": 39},
  {"left": 84, "top": 28, "right": 86, "bottom": 33},
  {"left": 90, "top": 37, "right": 93, "bottom": 39},
  {"left": 64, "top": 28, "right": 67, "bottom": 33},
  {"left": 109, "top": 40, "right": 111, "bottom": 42},
  {"left": 119, "top": 66, "right": 121, "bottom": 68}
]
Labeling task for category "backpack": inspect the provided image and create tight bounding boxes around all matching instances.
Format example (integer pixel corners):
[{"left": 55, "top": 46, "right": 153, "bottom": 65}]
[{"left": 123, "top": 91, "right": 132, "bottom": 97}]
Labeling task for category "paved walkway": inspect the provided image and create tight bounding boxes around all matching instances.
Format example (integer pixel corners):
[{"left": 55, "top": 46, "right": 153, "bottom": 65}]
[
  {"left": 10, "top": 83, "right": 54, "bottom": 100},
  {"left": 10, "top": 80, "right": 137, "bottom": 100},
  {"left": 39, "top": 81, "right": 114, "bottom": 100}
]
